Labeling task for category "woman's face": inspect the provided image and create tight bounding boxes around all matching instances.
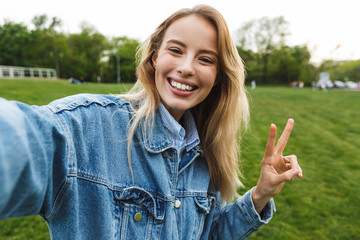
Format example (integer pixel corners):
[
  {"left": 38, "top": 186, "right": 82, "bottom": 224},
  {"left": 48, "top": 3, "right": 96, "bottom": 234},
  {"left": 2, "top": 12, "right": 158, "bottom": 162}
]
[{"left": 152, "top": 15, "right": 218, "bottom": 121}]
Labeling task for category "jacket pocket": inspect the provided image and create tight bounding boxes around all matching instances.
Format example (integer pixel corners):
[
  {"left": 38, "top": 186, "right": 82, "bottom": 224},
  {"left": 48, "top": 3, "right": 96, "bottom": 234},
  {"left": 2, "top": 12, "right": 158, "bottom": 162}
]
[
  {"left": 113, "top": 187, "right": 165, "bottom": 240},
  {"left": 191, "top": 196, "right": 216, "bottom": 239},
  {"left": 194, "top": 195, "right": 216, "bottom": 214}
]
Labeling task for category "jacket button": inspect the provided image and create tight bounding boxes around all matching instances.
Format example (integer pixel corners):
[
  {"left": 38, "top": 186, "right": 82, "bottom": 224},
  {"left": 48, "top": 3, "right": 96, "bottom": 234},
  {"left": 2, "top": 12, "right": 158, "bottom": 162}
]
[
  {"left": 174, "top": 199, "right": 181, "bottom": 209},
  {"left": 134, "top": 212, "right": 143, "bottom": 222}
]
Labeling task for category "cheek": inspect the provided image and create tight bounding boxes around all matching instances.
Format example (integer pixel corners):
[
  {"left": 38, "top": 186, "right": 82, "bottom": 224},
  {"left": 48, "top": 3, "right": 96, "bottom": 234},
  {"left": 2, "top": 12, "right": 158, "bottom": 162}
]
[
  {"left": 154, "top": 70, "right": 165, "bottom": 93},
  {"left": 156, "top": 54, "right": 176, "bottom": 73},
  {"left": 203, "top": 69, "right": 217, "bottom": 89}
]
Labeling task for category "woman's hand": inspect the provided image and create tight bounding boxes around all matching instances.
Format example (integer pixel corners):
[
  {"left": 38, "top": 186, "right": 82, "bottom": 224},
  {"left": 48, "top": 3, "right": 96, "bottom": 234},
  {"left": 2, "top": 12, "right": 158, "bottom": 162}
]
[{"left": 252, "top": 119, "right": 303, "bottom": 214}]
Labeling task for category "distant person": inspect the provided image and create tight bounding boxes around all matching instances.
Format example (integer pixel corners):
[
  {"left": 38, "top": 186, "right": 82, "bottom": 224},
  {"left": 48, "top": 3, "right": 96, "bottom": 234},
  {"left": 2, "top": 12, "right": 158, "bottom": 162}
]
[
  {"left": 312, "top": 81, "right": 317, "bottom": 91},
  {"left": 299, "top": 81, "right": 304, "bottom": 88},
  {"left": 251, "top": 80, "right": 256, "bottom": 90},
  {"left": 0, "top": 5, "right": 302, "bottom": 239},
  {"left": 68, "top": 77, "right": 82, "bottom": 84},
  {"left": 291, "top": 81, "right": 297, "bottom": 89}
]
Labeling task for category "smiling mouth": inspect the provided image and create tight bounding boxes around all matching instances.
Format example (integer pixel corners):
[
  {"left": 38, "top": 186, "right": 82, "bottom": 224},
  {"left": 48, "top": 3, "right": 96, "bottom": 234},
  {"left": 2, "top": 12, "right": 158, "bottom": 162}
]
[{"left": 168, "top": 79, "right": 196, "bottom": 92}]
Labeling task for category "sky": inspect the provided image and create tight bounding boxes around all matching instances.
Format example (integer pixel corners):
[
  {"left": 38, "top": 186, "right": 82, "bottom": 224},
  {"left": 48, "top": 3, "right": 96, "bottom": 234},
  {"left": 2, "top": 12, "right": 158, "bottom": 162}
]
[{"left": 1, "top": 0, "right": 359, "bottom": 64}]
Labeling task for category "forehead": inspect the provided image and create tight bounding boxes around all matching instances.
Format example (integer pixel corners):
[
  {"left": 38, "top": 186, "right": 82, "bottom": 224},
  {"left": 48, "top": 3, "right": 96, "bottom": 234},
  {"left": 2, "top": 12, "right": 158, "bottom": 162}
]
[{"left": 163, "top": 15, "right": 218, "bottom": 51}]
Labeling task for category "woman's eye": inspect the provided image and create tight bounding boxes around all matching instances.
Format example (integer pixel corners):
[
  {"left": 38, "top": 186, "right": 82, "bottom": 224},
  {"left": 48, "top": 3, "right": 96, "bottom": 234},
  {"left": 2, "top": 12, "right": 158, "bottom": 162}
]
[
  {"left": 200, "top": 57, "right": 214, "bottom": 64},
  {"left": 169, "top": 48, "right": 182, "bottom": 54}
]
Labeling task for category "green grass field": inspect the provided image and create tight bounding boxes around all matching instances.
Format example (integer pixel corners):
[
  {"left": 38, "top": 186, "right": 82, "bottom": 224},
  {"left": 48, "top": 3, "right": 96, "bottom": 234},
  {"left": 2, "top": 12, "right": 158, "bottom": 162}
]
[{"left": 0, "top": 78, "right": 359, "bottom": 239}]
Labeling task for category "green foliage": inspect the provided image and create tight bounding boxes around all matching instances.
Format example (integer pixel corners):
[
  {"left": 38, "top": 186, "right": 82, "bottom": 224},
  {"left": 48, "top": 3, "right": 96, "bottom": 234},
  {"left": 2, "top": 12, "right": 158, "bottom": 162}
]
[
  {"left": 0, "top": 15, "right": 140, "bottom": 83},
  {"left": 32, "top": 15, "right": 49, "bottom": 29},
  {"left": 237, "top": 16, "right": 290, "bottom": 53},
  {"left": 1, "top": 79, "right": 359, "bottom": 239},
  {"left": 66, "top": 26, "right": 107, "bottom": 81},
  {"left": 100, "top": 37, "right": 140, "bottom": 83},
  {"left": 237, "top": 16, "right": 291, "bottom": 84},
  {"left": 0, "top": 22, "right": 31, "bottom": 66},
  {"left": 270, "top": 45, "right": 317, "bottom": 84},
  {"left": 320, "top": 59, "right": 360, "bottom": 81},
  {"left": 1, "top": 14, "right": 359, "bottom": 84},
  {"left": 237, "top": 16, "right": 318, "bottom": 85},
  {"left": 238, "top": 44, "right": 317, "bottom": 85}
]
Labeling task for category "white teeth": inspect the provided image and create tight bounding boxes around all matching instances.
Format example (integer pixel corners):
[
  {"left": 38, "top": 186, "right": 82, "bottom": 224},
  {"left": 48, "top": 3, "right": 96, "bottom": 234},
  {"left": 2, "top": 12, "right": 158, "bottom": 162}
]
[{"left": 170, "top": 80, "right": 194, "bottom": 91}]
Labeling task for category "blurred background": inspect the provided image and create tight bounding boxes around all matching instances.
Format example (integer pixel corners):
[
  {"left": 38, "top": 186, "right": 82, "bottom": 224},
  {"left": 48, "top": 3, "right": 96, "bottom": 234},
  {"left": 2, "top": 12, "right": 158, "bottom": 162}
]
[{"left": 1, "top": 0, "right": 359, "bottom": 86}]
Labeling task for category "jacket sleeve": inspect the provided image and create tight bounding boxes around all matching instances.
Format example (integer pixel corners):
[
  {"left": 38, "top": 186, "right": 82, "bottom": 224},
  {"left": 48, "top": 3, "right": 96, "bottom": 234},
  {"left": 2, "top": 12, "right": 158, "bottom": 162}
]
[
  {"left": 201, "top": 187, "right": 276, "bottom": 240},
  {"left": 0, "top": 98, "right": 68, "bottom": 220}
]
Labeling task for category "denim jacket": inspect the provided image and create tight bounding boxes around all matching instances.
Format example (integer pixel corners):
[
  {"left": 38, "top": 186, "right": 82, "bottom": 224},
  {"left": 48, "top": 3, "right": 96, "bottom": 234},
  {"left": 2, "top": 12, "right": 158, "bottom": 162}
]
[{"left": 0, "top": 94, "right": 275, "bottom": 239}]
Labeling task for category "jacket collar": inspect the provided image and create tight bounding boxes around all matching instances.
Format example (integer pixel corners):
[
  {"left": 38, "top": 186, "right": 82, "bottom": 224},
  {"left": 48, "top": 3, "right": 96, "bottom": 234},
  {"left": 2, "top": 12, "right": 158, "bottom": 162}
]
[
  {"left": 141, "top": 109, "right": 204, "bottom": 157},
  {"left": 142, "top": 109, "right": 174, "bottom": 153}
]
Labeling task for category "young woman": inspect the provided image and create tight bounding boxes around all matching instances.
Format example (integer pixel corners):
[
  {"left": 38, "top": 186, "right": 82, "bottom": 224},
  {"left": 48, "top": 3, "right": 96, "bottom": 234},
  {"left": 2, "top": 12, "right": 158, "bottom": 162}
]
[{"left": 0, "top": 5, "right": 302, "bottom": 239}]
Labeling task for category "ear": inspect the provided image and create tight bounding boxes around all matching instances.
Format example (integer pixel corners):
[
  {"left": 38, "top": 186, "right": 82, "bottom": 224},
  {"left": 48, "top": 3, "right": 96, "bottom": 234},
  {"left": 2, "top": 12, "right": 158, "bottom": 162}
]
[{"left": 152, "top": 52, "right": 158, "bottom": 69}]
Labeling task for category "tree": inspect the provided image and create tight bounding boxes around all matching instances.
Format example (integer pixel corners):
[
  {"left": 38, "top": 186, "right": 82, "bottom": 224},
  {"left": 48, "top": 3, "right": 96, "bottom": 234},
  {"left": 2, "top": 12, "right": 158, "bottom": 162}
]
[
  {"left": 237, "top": 46, "right": 262, "bottom": 83},
  {"left": 66, "top": 23, "right": 107, "bottom": 81},
  {"left": 320, "top": 60, "right": 360, "bottom": 82},
  {"left": 0, "top": 16, "right": 143, "bottom": 82},
  {"left": 269, "top": 45, "right": 316, "bottom": 85},
  {"left": 237, "top": 16, "right": 290, "bottom": 84},
  {"left": 26, "top": 15, "right": 64, "bottom": 76},
  {"left": 100, "top": 37, "right": 140, "bottom": 83},
  {"left": 32, "top": 15, "right": 48, "bottom": 29},
  {"left": 0, "top": 22, "right": 31, "bottom": 66}
]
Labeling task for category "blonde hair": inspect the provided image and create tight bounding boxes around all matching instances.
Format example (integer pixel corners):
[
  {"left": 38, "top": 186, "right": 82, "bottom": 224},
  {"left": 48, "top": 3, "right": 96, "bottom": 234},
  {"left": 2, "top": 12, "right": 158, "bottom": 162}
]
[{"left": 122, "top": 5, "right": 249, "bottom": 202}]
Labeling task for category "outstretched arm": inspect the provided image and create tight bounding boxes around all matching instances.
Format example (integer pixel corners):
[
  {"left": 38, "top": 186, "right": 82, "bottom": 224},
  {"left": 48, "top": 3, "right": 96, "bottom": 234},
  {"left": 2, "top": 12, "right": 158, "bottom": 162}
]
[
  {"left": 0, "top": 99, "right": 67, "bottom": 219},
  {"left": 252, "top": 118, "right": 303, "bottom": 214}
]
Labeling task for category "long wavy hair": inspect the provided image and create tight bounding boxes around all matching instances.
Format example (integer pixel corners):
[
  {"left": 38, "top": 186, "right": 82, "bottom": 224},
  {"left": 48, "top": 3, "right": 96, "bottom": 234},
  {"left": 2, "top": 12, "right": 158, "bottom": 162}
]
[{"left": 122, "top": 4, "right": 249, "bottom": 202}]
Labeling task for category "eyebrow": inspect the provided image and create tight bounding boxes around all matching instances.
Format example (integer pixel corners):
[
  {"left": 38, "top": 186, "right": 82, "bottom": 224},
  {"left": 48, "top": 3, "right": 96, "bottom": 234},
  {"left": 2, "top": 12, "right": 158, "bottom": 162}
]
[{"left": 166, "top": 39, "right": 218, "bottom": 57}]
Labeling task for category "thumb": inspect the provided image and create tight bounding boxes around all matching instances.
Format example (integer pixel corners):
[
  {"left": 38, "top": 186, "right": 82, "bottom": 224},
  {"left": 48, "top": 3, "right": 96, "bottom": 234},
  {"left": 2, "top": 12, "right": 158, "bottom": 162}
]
[{"left": 278, "top": 169, "right": 300, "bottom": 183}]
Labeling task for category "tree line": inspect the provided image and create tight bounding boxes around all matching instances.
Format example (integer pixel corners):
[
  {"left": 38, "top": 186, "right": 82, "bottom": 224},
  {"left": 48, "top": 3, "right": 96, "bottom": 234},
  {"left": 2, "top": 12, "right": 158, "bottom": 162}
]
[
  {"left": 0, "top": 15, "right": 138, "bottom": 83},
  {"left": 0, "top": 15, "right": 358, "bottom": 84}
]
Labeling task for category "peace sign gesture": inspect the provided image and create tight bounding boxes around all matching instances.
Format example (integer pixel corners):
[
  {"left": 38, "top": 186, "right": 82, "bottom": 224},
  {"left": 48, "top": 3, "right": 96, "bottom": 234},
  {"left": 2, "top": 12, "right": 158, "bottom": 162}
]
[{"left": 252, "top": 119, "right": 303, "bottom": 214}]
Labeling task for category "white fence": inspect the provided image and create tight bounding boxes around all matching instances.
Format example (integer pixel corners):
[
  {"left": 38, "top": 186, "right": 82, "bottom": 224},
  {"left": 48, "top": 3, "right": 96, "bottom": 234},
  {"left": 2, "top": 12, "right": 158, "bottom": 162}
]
[{"left": 0, "top": 65, "right": 57, "bottom": 79}]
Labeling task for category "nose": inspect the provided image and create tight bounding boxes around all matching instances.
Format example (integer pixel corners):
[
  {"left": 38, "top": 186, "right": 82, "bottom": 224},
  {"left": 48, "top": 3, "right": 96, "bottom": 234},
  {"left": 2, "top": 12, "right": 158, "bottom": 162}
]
[{"left": 177, "top": 56, "right": 194, "bottom": 77}]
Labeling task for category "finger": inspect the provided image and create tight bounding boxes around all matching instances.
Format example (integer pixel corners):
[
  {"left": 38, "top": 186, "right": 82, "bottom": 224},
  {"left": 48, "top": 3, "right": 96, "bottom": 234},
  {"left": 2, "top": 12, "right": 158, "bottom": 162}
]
[
  {"left": 264, "top": 123, "right": 277, "bottom": 158},
  {"left": 284, "top": 155, "right": 303, "bottom": 178},
  {"left": 276, "top": 118, "right": 294, "bottom": 154}
]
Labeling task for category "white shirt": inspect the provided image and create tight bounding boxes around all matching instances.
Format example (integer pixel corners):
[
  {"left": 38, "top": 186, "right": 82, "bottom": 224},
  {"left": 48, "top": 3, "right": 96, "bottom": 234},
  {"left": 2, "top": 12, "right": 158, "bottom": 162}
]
[{"left": 158, "top": 103, "right": 200, "bottom": 162}]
